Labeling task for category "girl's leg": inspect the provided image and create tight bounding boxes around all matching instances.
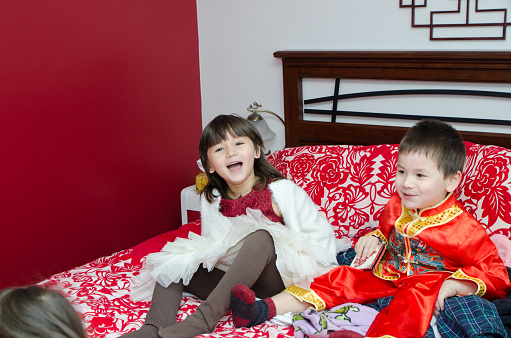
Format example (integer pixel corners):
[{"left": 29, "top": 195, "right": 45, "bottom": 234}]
[
  {"left": 250, "top": 242, "right": 286, "bottom": 299},
  {"left": 159, "top": 230, "right": 282, "bottom": 338},
  {"left": 123, "top": 266, "right": 225, "bottom": 338},
  {"left": 145, "top": 282, "right": 184, "bottom": 328},
  {"left": 229, "top": 243, "right": 288, "bottom": 328},
  {"left": 122, "top": 282, "right": 184, "bottom": 338},
  {"left": 183, "top": 265, "right": 225, "bottom": 300}
]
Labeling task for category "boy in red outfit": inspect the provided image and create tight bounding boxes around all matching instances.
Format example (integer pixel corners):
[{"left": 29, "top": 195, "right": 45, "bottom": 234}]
[{"left": 231, "top": 120, "right": 511, "bottom": 338}]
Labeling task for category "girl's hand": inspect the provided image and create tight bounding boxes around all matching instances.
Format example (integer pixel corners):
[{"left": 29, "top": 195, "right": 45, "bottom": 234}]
[
  {"left": 354, "top": 235, "right": 380, "bottom": 260},
  {"left": 434, "top": 279, "right": 477, "bottom": 316}
]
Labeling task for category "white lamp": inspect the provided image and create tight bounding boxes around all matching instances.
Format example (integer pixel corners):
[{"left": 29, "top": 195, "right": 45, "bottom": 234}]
[{"left": 246, "top": 102, "right": 285, "bottom": 141}]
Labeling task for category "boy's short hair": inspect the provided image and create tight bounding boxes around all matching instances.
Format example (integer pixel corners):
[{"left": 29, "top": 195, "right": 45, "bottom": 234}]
[{"left": 398, "top": 119, "right": 466, "bottom": 177}]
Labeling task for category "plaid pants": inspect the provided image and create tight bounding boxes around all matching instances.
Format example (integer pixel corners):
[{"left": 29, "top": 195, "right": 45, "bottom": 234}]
[{"left": 368, "top": 295, "right": 507, "bottom": 338}]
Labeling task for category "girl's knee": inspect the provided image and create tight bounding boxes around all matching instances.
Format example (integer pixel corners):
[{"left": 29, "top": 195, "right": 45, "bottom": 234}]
[
  {"left": 240, "top": 231, "right": 276, "bottom": 260},
  {"left": 244, "top": 230, "right": 274, "bottom": 248}
]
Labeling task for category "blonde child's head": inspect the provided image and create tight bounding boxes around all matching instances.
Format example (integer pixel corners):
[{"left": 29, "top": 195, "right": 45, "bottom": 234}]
[
  {"left": 199, "top": 114, "right": 284, "bottom": 202},
  {"left": 0, "top": 285, "right": 87, "bottom": 338}
]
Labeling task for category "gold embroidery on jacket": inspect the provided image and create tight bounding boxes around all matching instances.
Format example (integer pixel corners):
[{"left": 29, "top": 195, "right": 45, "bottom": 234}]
[
  {"left": 449, "top": 269, "right": 486, "bottom": 297},
  {"left": 395, "top": 205, "right": 463, "bottom": 238},
  {"left": 283, "top": 285, "right": 326, "bottom": 311}
]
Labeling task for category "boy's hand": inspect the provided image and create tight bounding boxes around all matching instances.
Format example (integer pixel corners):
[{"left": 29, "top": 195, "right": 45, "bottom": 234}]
[
  {"left": 354, "top": 235, "right": 380, "bottom": 260},
  {"left": 434, "top": 279, "right": 477, "bottom": 316}
]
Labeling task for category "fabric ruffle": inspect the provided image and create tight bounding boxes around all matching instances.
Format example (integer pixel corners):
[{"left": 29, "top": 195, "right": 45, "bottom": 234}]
[{"left": 130, "top": 208, "right": 337, "bottom": 302}]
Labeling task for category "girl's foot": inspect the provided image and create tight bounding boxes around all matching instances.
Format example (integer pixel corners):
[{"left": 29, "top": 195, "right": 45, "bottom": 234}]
[
  {"left": 158, "top": 313, "right": 210, "bottom": 338},
  {"left": 121, "top": 324, "right": 158, "bottom": 338},
  {"left": 230, "top": 284, "right": 276, "bottom": 328}
]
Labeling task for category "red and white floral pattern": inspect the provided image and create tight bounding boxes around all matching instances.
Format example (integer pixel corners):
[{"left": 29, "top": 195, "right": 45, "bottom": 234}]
[
  {"left": 41, "top": 142, "right": 511, "bottom": 337},
  {"left": 459, "top": 142, "right": 511, "bottom": 239},
  {"left": 269, "top": 144, "right": 399, "bottom": 241}
]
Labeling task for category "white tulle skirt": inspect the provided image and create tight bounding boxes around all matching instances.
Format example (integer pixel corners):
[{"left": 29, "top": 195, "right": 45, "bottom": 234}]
[{"left": 130, "top": 209, "right": 338, "bottom": 302}]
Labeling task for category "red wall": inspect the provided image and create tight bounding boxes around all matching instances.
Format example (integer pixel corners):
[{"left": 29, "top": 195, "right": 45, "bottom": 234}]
[{"left": 0, "top": 1, "right": 202, "bottom": 289}]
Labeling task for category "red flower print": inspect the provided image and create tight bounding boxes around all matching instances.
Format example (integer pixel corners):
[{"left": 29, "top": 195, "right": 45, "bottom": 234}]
[
  {"left": 493, "top": 228, "right": 511, "bottom": 238},
  {"left": 311, "top": 156, "right": 348, "bottom": 189},
  {"left": 377, "top": 157, "right": 397, "bottom": 185},
  {"left": 378, "top": 181, "right": 396, "bottom": 200},
  {"left": 371, "top": 204, "right": 386, "bottom": 223},
  {"left": 88, "top": 315, "right": 118, "bottom": 335},
  {"left": 332, "top": 185, "right": 369, "bottom": 226},
  {"left": 465, "top": 155, "right": 511, "bottom": 226},
  {"left": 350, "top": 155, "right": 375, "bottom": 186},
  {"left": 72, "top": 274, "right": 93, "bottom": 284},
  {"left": 466, "top": 156, "right": 509, "bottom": 196},
  {"left": 302, "top": 179, "right": 326, "bottom": 204},
  {"left": 94, "top": 270, "right": 119, "bottom": 287},
  {"left": 353, "top": 226, "right": 375, "bottom": 239},
  {"left": 268, "top": 150, "right": 291, "bottom": 177},
  {"left": 273, "top": 158, "right": 290, "bottom": 177},
  {"left": 74, "top": 282, "right": 97, "bottom": 298},
  {"left": 289, "top": 153, "right": 316, "bottom": 181}
]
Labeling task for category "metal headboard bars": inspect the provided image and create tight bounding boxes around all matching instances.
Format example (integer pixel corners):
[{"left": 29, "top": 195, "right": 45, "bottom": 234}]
[{"left": 304, "top": 81, "right": 511, "bottom": 126}]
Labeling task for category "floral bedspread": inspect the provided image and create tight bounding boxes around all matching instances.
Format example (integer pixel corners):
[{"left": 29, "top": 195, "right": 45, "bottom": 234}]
[
  {"left": 40, "top": 141, "right": 511, "bottom": 337},
  {"left": 41, "top": 219, "right": 294, "bottom": 337}
]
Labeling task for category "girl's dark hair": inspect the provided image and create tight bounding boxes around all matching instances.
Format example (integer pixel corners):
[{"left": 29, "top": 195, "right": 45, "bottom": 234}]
[
  {"left": 399, "top": 119, "right": 466, "bottom": 177},
  {"left": 199, "top": 114, "right": 285, "bottom": 203},
  {"left": 0, "top": 285, "right": 87, "bottom": 338}
]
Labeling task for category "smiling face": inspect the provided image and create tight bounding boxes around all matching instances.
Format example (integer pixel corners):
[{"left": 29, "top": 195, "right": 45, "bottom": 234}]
[
  {"left": 395, "top": 151, "right": 461, "bottom": 211},
  {"left": 207, "top": 132, "right": 261, "bottom": 198}
]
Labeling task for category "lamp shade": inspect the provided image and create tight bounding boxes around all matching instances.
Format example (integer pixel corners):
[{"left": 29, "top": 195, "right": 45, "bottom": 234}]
[
  {"left": 250, "top": 118, "right": 276, "bottom": 141},
  {"left": 246, "top": 102, "right": 283, "bottom": 142}
]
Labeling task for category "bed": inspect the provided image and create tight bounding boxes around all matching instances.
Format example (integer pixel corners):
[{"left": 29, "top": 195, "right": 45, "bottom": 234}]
[{"left": 40, "top": 51, "right": 511, "bottom": 337}]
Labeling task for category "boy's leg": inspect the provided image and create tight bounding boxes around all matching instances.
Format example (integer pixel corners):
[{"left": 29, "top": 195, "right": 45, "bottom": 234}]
[
  {"left": 308, "top": 266, "right": 395, "bottom": 309},
  {"left": 365, "top": 273, "right": 448, "bottom": 338},
  {"left": 232, "top": 265, "right": 395, "bottom": 328},
  {"left": 159, "top": 230, "right": 283, "bottom": 338},
  {"left": 231, "top": 284, "right": 301, "bottom": 328},
  {"left": 272, "top": 290, "right": 310, "bottom": 314},
  {"left": 283, "top": 266, "right": 395, "bottom": 312}
]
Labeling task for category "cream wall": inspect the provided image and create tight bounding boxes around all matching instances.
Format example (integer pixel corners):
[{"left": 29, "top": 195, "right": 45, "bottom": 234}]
[{"left": 197, "top": 0, "right": 511, "bottom": 152}]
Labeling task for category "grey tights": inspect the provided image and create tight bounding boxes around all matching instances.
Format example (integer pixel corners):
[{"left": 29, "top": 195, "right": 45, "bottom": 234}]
[{"left": 123, "top": 230, "right": 284, "bottom": 338}]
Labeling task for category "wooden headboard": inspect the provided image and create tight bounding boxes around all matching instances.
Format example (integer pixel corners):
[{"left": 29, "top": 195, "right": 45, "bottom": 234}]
[{"left": 273, "top": 51, "right": 511, "bottom": 149}]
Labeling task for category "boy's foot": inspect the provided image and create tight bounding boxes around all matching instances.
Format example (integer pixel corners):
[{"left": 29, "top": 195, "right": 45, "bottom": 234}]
[{"left": 230, "top": 284, "right": 276, "bottom": 328}]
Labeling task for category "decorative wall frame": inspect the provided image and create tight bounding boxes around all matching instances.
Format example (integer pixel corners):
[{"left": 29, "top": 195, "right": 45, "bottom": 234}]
[{"left": 400, "top": 0, "right": 510, "bottom": 40}]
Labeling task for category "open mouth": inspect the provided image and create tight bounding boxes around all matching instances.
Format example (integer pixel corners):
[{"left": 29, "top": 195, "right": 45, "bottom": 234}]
[{"left": 227, "top": 162, "right": 242, "bottom": 170}]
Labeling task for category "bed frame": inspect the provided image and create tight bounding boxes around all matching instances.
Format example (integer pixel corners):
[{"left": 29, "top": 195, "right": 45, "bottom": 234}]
[{"left": 273, "top": 51, "right": 511, "bottom": 149}]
